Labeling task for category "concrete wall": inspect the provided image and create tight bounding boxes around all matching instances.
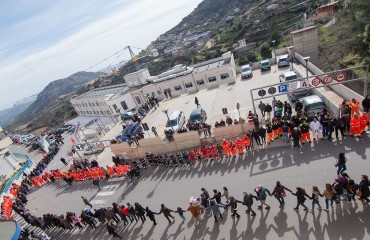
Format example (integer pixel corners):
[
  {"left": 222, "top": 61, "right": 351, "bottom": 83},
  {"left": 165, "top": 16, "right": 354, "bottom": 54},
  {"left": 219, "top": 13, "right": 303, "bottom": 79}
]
[
  {"left": 107, "top": 93, "right": 137, "bottom": 115},
  {"left": 110, "top": 124, "right": 256, "bottom": 159},
  {"left": 291, "top": 26, "right": 319, "bottom": 65}
]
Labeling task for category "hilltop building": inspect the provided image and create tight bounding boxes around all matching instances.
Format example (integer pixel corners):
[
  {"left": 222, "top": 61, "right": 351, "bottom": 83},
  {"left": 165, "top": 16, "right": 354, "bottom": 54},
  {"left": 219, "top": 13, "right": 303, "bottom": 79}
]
[{"left": 70, "top": 52, "right": 236, "bottom": 118}]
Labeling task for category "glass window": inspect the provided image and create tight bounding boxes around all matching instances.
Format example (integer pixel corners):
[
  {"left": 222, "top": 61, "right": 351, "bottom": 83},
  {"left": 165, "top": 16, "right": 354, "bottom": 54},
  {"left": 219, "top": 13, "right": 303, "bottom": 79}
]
[
  {"left": 185, "top": 83, "right": 193, "bottom": 88},
  {"left": 112, "top": 104, "right": 120, "bottom": 113},
  {"left": 220, "top": 73, "right": 229, "bottom": 80},
  {"left": 196, "top": 80, "right": 205, "bottom": 86},
  {"left": 120, "top": 101, "right": 128, "bottom": 110},
  {"left": 208, "top": 76, "right": 217, "bottom": 82},
  {"left": 135, "top": 96, "right": 141, "bottom": 104},
  {"left": 174, "top": 85, "right": 182, "bottom": 91}
]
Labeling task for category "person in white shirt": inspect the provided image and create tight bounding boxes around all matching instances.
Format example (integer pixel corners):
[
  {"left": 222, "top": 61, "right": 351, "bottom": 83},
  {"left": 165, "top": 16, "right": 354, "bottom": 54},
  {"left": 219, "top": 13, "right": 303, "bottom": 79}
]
[{"left": 309, "top": 117, "right": 322, "bottom": 141}]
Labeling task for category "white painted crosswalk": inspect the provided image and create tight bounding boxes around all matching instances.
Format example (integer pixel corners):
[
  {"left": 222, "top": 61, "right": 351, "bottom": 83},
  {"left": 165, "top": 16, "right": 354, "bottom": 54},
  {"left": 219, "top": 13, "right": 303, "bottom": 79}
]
[
  {"left": 102, "top": 183, "right": 120, "bottom": 190},
  {"left": 107, "top": 176, "right": 126, "bottom": 182},
  {"left": 90, "top": 199, "right": 107, "bottom": 205},
  {"left": 96, "top": 191, "right": 115, "bottom": 196}
]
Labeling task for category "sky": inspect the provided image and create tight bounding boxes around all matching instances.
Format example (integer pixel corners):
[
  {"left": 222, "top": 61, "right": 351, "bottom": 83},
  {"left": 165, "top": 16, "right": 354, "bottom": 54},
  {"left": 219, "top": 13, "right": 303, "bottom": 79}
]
[{"left": 0, "top": 0, "right": 203, "bottom": 110}]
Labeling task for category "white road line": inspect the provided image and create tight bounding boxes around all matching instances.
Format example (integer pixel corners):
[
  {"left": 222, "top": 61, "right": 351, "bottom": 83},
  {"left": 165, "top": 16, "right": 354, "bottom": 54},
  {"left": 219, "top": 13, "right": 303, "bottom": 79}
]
[
  {"left": 90, "top": 200, "right": 107, "bottom": 205},
  {"left": 108, "top": 176, "right": 125, "bottom": 182},
  {"left": 96, "top": 191, "right": 115, "bottom": 196},
  {"left": 102, "top": 184, "right": 120, "bottom": 189}
]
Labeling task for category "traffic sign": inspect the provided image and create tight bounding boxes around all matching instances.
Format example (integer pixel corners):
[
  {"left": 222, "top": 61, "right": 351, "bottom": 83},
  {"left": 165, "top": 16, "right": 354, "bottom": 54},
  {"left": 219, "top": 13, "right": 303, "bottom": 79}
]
[
  {"left": 311, "top": 77, "right": 321, "bottom": 86},
  {"left": 336, "top": 73, "right": 346, "bottom": 82},
  {"left": 236, "top": 103, "right": 240, "bottom": 110},
  {"left": 258, "top": 89, "right": 266, "bottom": 97},
  {"left": 278, "top": 84, "right": 288, "bottom": 93},
  {"left": 268, "top": 87, "right": 276, "bottom": 95},
  {"left": 322, "top": 76, "right": 333, "bottom": 84}
]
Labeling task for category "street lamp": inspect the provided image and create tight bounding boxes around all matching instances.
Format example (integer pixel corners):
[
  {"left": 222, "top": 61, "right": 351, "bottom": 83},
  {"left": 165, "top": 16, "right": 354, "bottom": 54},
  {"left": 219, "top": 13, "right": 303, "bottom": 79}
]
[
  {"left": 287, "top": 46, "right": 294, "bottom": 71},
  {"left": 303, "top": 56, "right": 311, "bottom": 78},
  {"left": 162, "top": 109, "right": 174, "bottom": 131},
  {"left": 271, "top": 40, "right": 277, "bottom": 72}
]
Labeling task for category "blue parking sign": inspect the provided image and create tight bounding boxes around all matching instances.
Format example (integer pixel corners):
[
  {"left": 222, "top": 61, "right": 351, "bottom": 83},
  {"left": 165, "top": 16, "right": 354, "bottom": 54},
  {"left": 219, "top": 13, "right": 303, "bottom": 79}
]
[{"left": 278, "top": 84, "right": 288, "bottom": 93}]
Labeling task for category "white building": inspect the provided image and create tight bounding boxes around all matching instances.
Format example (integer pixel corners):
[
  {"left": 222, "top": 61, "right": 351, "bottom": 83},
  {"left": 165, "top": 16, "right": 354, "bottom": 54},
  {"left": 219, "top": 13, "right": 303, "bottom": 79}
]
[
  {"left": 151, "top": 49, "right": 159, "bottom": 57},
  {"left": 0, "top": 127, "right": 21, "bottom": 178},
  {"left": 70, "top": 52, "right": 237, "bottom": 116}
]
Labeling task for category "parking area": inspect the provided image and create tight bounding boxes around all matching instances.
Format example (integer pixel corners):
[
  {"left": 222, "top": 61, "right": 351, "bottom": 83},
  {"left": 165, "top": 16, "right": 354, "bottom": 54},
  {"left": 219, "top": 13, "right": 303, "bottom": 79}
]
[{"left": 102, "top": 65, "right": 294, "bottom": 141}]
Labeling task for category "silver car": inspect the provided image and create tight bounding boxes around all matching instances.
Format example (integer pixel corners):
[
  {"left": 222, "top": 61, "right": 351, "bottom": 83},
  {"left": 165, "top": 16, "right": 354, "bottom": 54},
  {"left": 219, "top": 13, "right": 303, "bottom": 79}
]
[{"left": 278, "top": 54, "right": 290, "bottom": 68}]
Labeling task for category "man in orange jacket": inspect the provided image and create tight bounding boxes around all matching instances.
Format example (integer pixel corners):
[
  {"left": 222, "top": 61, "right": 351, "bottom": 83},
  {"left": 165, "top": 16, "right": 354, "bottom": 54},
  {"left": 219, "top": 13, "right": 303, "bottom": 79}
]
[
  {"left": 221, "top": 139, "right": 230, "bottom": 156},
  {"left": 235, "top": 137, "right": 244, "bottom": 154},
  {"left": 350, "top": 114, "right": 362, "bottom": 137},
  {"left": 243, "top": 134, "right": 251, "bottom": 151},
  {"left": 349, "top": 98, "right": 360, "bottom": 117},
  {"left": 359, "top": 112, "right": 369, "bottom": 133}
]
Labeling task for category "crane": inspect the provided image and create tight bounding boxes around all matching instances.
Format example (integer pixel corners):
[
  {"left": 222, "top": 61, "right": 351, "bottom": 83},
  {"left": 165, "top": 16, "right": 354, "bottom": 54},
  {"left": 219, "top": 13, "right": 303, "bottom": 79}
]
[{"left": 14, "top": 94, "right": 38, "bottom": 107}]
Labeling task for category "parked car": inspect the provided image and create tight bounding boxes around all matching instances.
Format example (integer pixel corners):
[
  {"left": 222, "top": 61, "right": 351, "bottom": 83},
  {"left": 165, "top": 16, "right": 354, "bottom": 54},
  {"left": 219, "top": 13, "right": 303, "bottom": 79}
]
[
  {"left": 277, "top": 54, "right": 290, "bottom": 68},
  {"left": 260, "top": 60, "right": 271, "bottom": 71},
  {"left": 121, "top": 111, "right": 135, "bottom": 121},
  {"left": 241, "top": 64, "right": 253, "bottom": 79},
  {"left": 83, "top": 148, "right": 104, "bottom": 156},
  {"left": 116, "top": 122, "right": 143, "bottom": 142},
  {"left": 187, "top": 108, "right": 207, "bottom": 130},
  {"left": 67, "top": 125, "right": 77, "bottom": 133},
  {"left": 300, "top": 95, "right": 326, "bottom": 120},
  {"left": 279, "top": 71, "right": 310, "bottom": 101},
  {"left": 165, "top": 110, "right": 186, "bottom": 132},
  {"left": 31, "top": 141, "right": 40, "bottom": 150}
]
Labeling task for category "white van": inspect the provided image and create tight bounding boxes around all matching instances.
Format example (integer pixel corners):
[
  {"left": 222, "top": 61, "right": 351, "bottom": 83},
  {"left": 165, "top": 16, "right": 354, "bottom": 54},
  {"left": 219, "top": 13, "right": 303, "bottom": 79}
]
[{"left": 165, "top": 110, "right": 186, "bottom": 132}]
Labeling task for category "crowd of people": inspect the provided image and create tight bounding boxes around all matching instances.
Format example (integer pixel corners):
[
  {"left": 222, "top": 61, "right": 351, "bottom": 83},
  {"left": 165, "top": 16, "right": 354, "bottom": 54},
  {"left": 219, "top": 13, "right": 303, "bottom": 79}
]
[{"left": 12, "top": 151, "right": 370, "bottom": 239}]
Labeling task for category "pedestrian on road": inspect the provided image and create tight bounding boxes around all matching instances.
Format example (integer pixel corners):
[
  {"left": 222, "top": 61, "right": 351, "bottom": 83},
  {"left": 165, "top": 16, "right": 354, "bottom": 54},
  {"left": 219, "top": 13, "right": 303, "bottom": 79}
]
[
  {"left": 195, "top": 97, "right": 200, "bottom": 107},
  {"left": 134, "top": 202, "right": 146, "bottom": 223},
  {"left": 333, "top": 116, "right": 345, "bottom": 139},
  {"left": 265, "top": 103, "right": 272, "bottom": 120},
  {"left": 158, "top": 204, "right": 175, "bottom": 224},
  {"left": 210, "top": 189, "right": 222, "bottom": 204},
  {"left": 208, "top": 200, "right": 224, "bottom": 222},
  {"left": 187, "top": 202, "right": 204, "bottom": 227},
  {"left": 323, "top": 184, "right": 336, "bottom": 211},
  {"left": 151, "top": 126, "right": 158, "bottom": 137},
  {"left": 201, "top": 188, "right": 210, "bottom": 199},
  {"left": 239, "top": 191, "right": 257, "bottom": 216},
  {"left": 362, "top": 95, "right": 370, "bottom": 113},
  {"left": 106, "top": 219, "right": 122, "bottom": 239},
  {"left": 271, "top": 181, "right": 291, "bottom": 208},
  {"left": 127, "top": 203, "right": 138, "bottom": 222},
  {"left": 221, "top": 186, "right": 230, "bottom": 204},
  {"left": 81, "top": 196, "right": 92, "bottom": 208},
  {"left": 359, "top": 175, "right": 370, "bottom": 203},
  {"left": 145, "top": 207, "right": 158, "bottom": 225},
  {"left": 254, "top": 185, "right": 271, "bottom": 210},
  {"left": 258, "top": 101, "right": 266, "bottom": 118},
  {"left": 309, "top": 186, "right": 323, "bottom": 212},
  {"left": 291, "top": 187, "right": 310, "bottom": 211},
  {"left": 227, "top": 196, "right": 240, "bottom": 218},
  {"left": 174, "top": 207, "right": 186, "bottom": 221},
  {"left": 93, "top": 178, "right": 102, "bottom": 191},
  {"left": 60, "top": 157, "right": 67, "bottom": 166},
  {"left": 336, "top": 153, "right": 348, "bottom": 175}
]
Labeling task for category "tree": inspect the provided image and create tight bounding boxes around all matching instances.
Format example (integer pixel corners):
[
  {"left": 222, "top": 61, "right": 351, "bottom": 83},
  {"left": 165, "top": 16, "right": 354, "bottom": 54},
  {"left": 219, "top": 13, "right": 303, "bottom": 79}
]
[
  {"left": 246, "top": 51, "right": 258, "bottom": 63},
  {"left": 363, "top": 23, "right": 370, "bottom": 54},
  {"left": 260, "top": 45, "right": 271, "bottom": 59}
]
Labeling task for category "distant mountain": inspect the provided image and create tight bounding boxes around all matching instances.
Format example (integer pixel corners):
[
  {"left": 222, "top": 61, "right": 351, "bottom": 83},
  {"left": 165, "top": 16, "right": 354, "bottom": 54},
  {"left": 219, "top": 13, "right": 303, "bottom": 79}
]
[
  {"left": 0, "top": 101, "right": 34, "bottom": 128},
  {"left": 9, "top": 71, "right": 101, "bottom": 132}
]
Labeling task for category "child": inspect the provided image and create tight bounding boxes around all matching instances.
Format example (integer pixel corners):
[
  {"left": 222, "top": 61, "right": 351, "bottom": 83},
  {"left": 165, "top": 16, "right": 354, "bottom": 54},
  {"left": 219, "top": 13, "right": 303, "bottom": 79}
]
[
  {"left": 175, "top": 207, "right": 186, "bottom": 221},
  {"left": 310, "top": 186, "right": 322, "bottom": 212}
]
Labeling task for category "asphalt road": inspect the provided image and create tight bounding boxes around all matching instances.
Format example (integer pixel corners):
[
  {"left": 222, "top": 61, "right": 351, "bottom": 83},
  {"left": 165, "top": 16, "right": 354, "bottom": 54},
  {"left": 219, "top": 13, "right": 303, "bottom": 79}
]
[{"left": 19, "top": 134, "right": 370, "bottom": 240}]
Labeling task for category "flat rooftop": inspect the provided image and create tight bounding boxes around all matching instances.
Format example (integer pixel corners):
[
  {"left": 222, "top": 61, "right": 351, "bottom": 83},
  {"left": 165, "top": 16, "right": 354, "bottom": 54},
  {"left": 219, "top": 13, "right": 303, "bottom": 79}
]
[{"left": 73, "top": 84, "right": 129, "bottom": 100}]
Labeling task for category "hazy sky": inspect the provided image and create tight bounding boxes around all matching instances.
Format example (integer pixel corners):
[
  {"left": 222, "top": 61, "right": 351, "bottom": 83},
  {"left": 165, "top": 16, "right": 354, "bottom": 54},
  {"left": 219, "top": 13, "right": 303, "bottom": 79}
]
[{"left": 0, "top": 0, "right": 203, "bottom": 110}]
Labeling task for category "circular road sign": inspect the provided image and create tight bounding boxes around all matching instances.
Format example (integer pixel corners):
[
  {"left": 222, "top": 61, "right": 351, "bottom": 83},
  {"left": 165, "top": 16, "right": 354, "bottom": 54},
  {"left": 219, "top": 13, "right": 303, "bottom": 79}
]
[
  {"left": 336, "top": 73, "right": 346, "bottom": 82},
  {"left": 258, "top": 89, "right": 266, "bottom": 97},
  {"left": 268, "top": 87, "right": 276, "bottom": 95},
  {"left": 311, "top": 77, "right": 321, "bottom": 86},
  {"left": 322, "top": 75, "right": 333, "bottom": 84}
]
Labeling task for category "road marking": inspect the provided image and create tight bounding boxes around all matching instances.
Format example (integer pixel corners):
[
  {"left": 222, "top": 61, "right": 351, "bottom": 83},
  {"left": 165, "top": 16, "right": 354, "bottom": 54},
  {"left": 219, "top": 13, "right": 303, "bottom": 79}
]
[
  {"left": 96, "top": 191, "right": 115, "bottom": 196},
  {"left": 33, "top": 206, "right": 41, "bottom": 212},
  {"left": 108, "top": 176, "right": 125, "bottom": 182},
  {"left": 90, "top": 199, "right": 107, "bottom": 205},
  {"left": 102, "top": 184, "right": 120, "bottom": 189}
]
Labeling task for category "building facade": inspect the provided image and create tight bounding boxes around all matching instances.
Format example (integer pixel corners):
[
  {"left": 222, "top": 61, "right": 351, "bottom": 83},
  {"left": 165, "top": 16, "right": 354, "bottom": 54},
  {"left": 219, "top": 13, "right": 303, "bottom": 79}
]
[{"left": 70, "top": 52, "right": 237, "bottom": 117}]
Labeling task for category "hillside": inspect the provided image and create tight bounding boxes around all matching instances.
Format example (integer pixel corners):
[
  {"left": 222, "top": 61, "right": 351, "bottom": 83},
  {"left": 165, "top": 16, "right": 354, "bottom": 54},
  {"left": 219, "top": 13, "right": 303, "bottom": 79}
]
[
  {"left": 9, "top": 71, "right": 101, "bottom": 132},
  {"left": 0, "top": 101, "right": 34, "bottom": 128}
]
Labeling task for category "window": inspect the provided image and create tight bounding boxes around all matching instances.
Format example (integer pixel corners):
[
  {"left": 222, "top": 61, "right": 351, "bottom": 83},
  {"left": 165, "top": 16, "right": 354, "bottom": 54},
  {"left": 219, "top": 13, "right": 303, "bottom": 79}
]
[
  {"left": 100, "top": 111, "right": 104, "bottom": 114},
  {"left": 185, "top": 83, "right": 193, "bottom": 88},
  {"left": 208, "top": 76, "right": 217, "bottom": 82},
  {"left": 88, "top": 103, "right": 92, "bottom": 107},
  {"left": 96, "top": 102, "right": 99, "bottom": 106},
  {"left": 196, "top": 80, "right": 205, "bottom": 86},
  {"left": 220, "top": 73, "right": 229, "bottom": 80},
  {"left": 135, "top": 96, "right": 141, "bottom": 104},
  {"left": 89, "top": 111, "right": 92, "bottom": 114},
  {"left": 120, "top": 101, "right": 128, "bottom": 110},
  {"left": 174, "top": 85, "right": 182, "bottom": 91},
  {"left": 112, "top": 104, "right": 120, "bottom": 113}
]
